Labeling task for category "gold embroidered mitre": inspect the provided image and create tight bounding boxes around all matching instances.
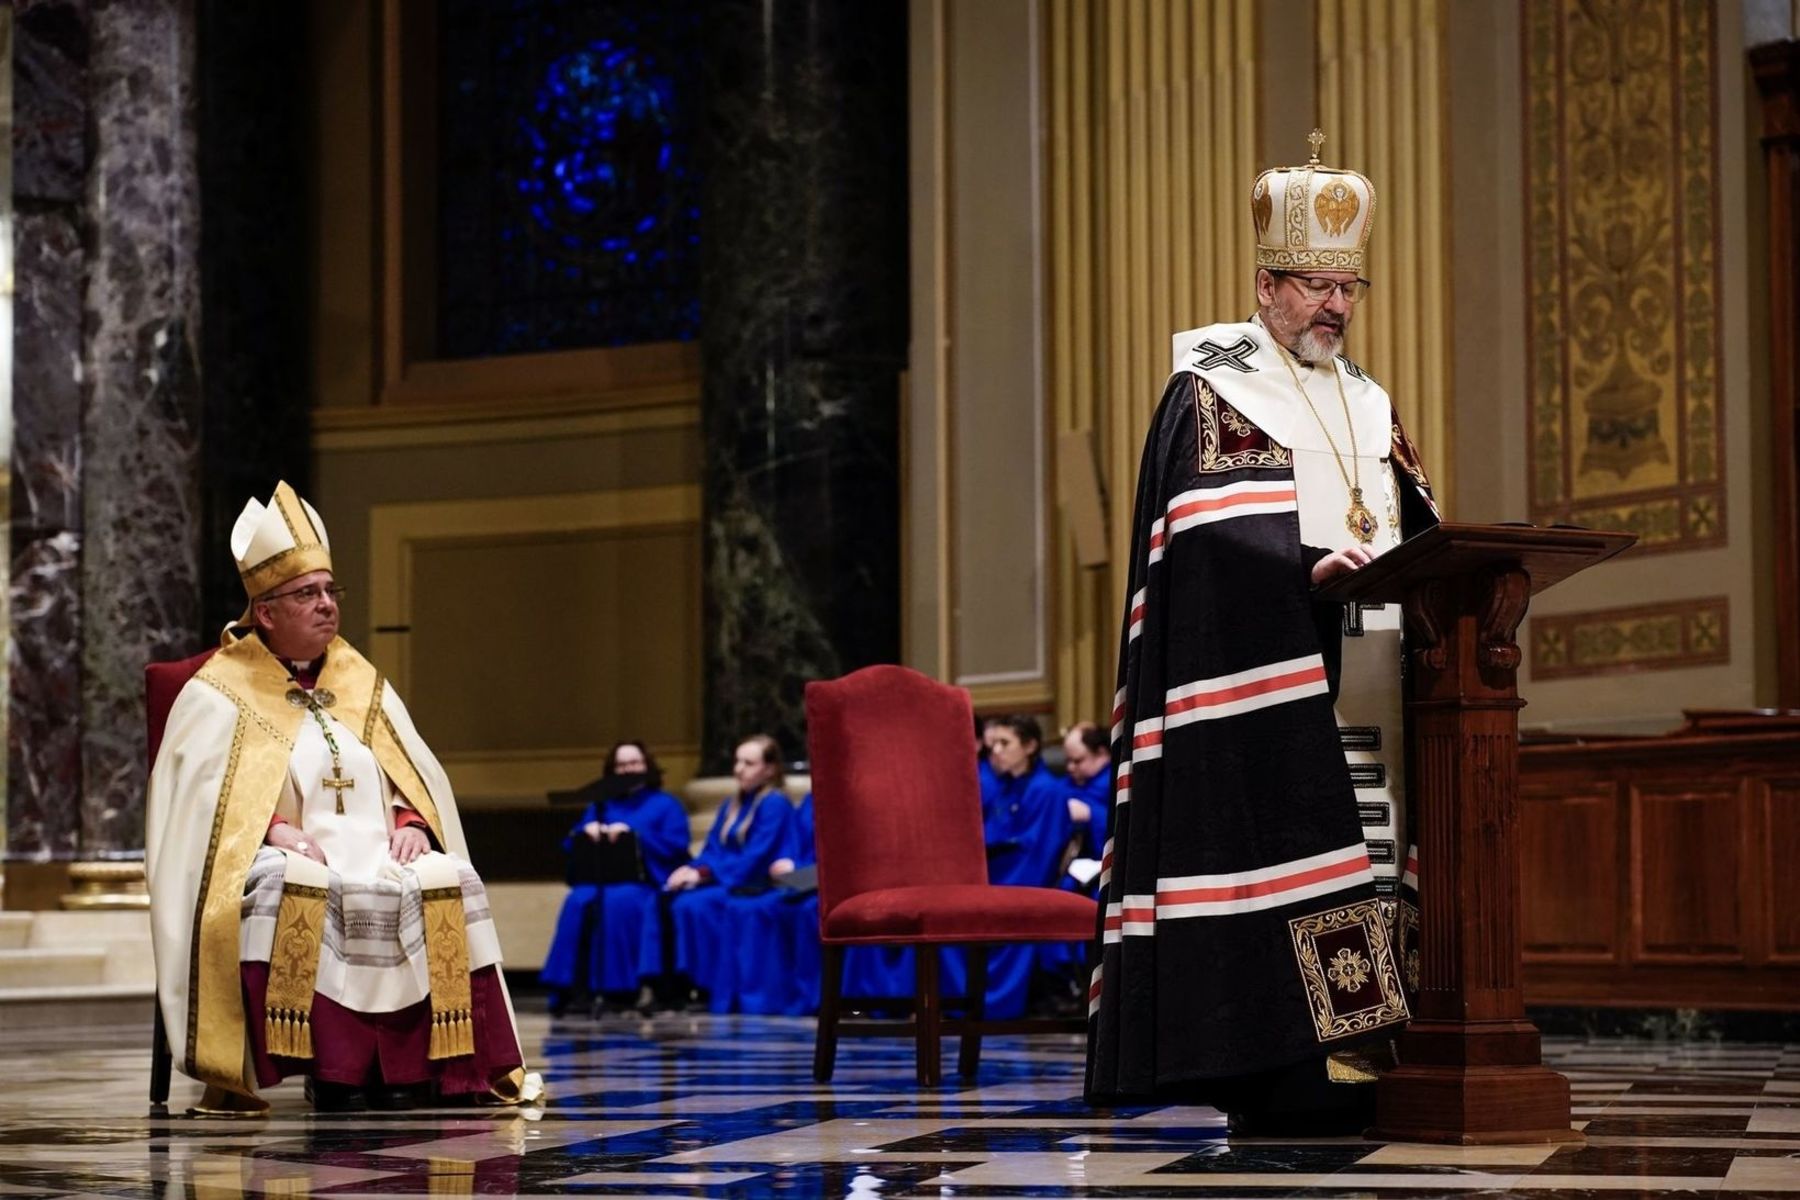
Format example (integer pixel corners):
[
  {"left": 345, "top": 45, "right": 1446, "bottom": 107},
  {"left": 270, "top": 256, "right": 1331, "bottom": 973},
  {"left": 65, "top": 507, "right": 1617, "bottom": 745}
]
[
  {"left": 1250, "top": 129, "right": 1376, "bottom": 273},
  {"left": 231, "top": 481, "right": 333, "bottom": 601}
]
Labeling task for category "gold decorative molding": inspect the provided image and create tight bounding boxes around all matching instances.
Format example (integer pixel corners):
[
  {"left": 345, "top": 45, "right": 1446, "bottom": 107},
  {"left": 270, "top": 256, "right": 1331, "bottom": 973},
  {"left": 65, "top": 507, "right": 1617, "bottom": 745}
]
[
  {"left": 1045, "top": 0, "right": 1258, "bottom": 729},
  {"left": 442, "top": 745, "right": 701, "bottom": 806},
  {"left": 313, "top": 390, "right": 697, "bottom": 452},
  {"left": 1530, "top": 596, "right": 1729, "bottom": 681},
  {"left": 1523, "top": 0, "right": 1724, "bottom": 553},
  {"left": 1316, "top": 0, "right": 1453, "bottom": 501},
  {"left": 60, "top": 861, "right": 150, "bottom": 911}
]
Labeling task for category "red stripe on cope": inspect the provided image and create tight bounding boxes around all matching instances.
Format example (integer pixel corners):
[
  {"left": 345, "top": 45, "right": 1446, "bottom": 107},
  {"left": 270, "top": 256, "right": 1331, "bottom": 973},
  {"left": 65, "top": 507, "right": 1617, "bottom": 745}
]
[
  {"left": 1156, "top": 853, "right": 1369, "bottom": 906},
  {"left": 1120, "top": 905, "right": 1155, "bottom": 922},
  {"left": 1131, "top": 730, "right": 1162, "bottom": 751},
  {"left": 1165, "top": 663, "right": 1327, "bottom": 716},
  {"left": 1167, "top": 486, "right": 1295, "bottom": 524}
]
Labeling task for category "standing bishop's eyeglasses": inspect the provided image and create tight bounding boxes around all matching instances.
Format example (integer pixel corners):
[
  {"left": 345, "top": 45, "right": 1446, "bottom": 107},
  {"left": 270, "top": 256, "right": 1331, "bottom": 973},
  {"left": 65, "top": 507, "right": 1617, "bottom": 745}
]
[{"left": 1274, "top": 271, "right": 1372, "bottom": 303}]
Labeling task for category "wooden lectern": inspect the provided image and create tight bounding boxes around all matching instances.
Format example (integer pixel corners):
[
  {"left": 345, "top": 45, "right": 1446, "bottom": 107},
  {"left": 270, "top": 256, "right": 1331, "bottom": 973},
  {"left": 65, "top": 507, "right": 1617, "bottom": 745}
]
[{"left": 1319, "top": 522, "right": 1635, "bottom": 1145}]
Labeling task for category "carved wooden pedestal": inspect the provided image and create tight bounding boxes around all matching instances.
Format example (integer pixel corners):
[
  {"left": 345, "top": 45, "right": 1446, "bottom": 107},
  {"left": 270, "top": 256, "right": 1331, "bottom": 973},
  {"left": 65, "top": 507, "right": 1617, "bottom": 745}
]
[{"left": 1320, "top": 524, "right": 1633, "bottom": 1144}]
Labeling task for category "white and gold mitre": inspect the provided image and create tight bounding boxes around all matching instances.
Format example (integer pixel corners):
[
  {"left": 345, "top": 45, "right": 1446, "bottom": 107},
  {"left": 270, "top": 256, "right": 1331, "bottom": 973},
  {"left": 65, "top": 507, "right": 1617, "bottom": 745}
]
[
  {"left": 1250, "top": 129, "right": 1375, "bottom": 273},
  {"left": 231, "top": 480, "right": 333, "bottom": 599}
]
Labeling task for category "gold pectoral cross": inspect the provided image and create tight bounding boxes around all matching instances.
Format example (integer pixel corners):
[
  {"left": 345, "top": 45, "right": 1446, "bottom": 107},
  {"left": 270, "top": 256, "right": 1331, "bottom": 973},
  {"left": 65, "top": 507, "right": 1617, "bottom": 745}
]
[{"left": 324, "top": 771, "right": 356, "bottom": 815}]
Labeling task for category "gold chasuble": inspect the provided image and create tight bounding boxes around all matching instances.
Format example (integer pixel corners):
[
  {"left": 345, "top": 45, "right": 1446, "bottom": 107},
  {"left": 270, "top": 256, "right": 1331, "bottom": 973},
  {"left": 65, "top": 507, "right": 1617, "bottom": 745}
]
[{"left": 145, "top": 630, "right": 524, "bottom": 1107}]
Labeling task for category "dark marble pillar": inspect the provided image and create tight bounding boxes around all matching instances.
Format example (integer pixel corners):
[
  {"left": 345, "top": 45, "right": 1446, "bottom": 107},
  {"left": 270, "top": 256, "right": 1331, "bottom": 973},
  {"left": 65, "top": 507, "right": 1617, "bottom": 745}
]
[
  {"left": 10, "top": 0, "right": 92, "bottom": 861},
  {"left": 75, "top": 0, "right": 203, "bottom": 855},
  {"left": 697, "top": 0, "right": 908, "bottom": 770},
  {"left": 195, "top": 0, "right": 309, "bottom": 635}
]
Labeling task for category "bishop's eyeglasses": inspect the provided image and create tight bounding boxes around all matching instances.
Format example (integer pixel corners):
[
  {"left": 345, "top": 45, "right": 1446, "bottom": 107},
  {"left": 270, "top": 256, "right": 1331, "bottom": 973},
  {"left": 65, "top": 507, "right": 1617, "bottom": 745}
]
[
  {"left": 264, "top": 583, "right": 348, "bottom": 606},
  {"left": 1273, "top": 271, "right": 1372, "bottom": 304}
]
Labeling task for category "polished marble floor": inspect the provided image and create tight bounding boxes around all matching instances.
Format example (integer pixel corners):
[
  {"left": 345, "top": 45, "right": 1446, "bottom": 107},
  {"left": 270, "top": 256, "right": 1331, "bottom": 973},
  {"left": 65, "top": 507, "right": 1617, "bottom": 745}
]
[{"left": 1, "top": 1011, "right": 1797, "bottom": 1197}]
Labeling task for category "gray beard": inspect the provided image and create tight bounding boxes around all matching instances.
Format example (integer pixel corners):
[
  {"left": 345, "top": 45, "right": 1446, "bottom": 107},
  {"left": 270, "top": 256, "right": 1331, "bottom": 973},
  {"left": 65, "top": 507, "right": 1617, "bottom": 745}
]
[{"left": 1296, "top": 325, "right": 1345, "bottom": 363}]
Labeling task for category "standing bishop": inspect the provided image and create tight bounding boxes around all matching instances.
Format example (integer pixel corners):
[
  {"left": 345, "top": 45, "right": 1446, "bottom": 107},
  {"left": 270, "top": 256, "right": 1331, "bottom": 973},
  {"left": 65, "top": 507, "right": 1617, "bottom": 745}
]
[
  {"left": 147, "top": 482, "right": 538, "bottom": 1113},
  {"left": 1085, "top": 134, "right": 1438, "bottom": 1135}
]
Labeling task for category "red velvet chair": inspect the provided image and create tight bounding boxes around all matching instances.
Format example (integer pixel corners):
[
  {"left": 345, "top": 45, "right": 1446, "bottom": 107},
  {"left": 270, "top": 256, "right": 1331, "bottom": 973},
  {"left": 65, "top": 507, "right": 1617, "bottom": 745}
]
[
  {"left": 806, "top": 665, "right": 1097, "bottom": 1085},
  {"left": 146, "top": 648, "right": 218, "bottom": 1106}
]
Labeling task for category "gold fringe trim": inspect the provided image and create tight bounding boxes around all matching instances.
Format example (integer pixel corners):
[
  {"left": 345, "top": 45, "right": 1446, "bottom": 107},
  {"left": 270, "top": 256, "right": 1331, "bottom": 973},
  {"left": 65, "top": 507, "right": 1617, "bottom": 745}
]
[
  {"left": 421, "top": 883, "right": 474, "bottom": 1060},
  {"left": 264, "top": 1006, "right": 314, "bottom": 1060},
  {"left": 264, "top": 872, "right": 328, "bottom": 1061}
]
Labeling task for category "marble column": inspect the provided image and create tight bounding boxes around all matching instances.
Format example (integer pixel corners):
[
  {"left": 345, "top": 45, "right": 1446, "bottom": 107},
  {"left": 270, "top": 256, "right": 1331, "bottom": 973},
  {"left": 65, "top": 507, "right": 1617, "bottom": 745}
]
[
  {"left": 697, "top": 0, "right": 908, "bottom": 770},
  {"left": 77, "top": 0, "right": 203, "bottom": 856},
  {"left": 10, "top": 0, "right": 92, "bottom": 862},
  {"left": 195, "top": 0, "right": 309, "bottom": 634}
]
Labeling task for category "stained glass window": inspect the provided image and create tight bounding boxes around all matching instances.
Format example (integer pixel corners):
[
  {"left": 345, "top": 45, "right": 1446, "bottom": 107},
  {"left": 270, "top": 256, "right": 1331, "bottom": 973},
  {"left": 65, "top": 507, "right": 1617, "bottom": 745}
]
[{"left": 437, "top": 0, "right": 701, "bottom": 358}]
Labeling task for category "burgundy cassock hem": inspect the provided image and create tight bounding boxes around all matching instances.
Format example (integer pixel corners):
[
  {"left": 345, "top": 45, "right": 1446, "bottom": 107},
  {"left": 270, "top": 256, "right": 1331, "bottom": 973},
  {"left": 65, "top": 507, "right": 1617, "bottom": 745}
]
[{"left": 241, "top": 963, "right": 523, "bottom": 1093}]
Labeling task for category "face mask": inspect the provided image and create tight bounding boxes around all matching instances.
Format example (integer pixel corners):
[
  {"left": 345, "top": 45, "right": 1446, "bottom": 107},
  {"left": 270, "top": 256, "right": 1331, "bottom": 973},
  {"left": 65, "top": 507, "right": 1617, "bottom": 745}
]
[{"left": 604, "top": 771, "right": 650, "bottom": 798}]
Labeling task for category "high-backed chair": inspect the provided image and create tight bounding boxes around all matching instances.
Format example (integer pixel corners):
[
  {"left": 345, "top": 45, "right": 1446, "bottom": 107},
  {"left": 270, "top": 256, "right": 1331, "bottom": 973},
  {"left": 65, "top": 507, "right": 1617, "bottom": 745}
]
[
  {"left": 806, "top": 665, "right": 1097, "bottom": 1085},
  {"left": 146, "top": 648, "right": 218, "bottom": 1106}
]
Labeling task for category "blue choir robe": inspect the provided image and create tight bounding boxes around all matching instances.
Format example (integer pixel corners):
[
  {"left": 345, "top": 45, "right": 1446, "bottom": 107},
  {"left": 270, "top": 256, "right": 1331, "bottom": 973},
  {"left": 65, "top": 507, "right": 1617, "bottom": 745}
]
[
  {"left": 722, "top": 794, "right": 821, "bottom": 1015},
  {"left": 1042, "top": 767, "right": 1115, "bottom": 977},
  {"left": 650, "top": 788, "right": 791, "bottom": 1010},
  {"left": 955, "top": 760, "right": 1076, "bottom": 1017},
  {"left": 540, "top": 786, "right": 691, "bottom": 996},
  {"left": 1072, "top": 768, "right": 1113, "bottom": 859}
]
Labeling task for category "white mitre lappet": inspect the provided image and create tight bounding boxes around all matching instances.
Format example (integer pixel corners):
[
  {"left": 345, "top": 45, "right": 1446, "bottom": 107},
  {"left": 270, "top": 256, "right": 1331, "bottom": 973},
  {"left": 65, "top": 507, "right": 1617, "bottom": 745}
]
[{"left": 229, "top": 480, "right": 333, "bottom": 625}]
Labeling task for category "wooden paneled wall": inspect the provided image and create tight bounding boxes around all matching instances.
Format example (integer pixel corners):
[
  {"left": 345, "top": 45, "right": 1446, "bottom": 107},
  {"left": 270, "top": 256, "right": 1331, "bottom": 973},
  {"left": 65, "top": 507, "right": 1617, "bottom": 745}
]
[{"left": 1519, "top": 716, "right": 1800, "bottom": 1009}]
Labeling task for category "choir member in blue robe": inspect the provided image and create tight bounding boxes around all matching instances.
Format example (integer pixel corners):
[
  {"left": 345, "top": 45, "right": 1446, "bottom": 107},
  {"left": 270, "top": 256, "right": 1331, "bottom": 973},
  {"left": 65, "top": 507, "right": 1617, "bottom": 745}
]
[
  {"left": 721, "top": 792, "right": 819, "bottom": 1015},
  {"left": 963, "top": 715, "right": 1077, "bottom": 1017},
  {"left": 654, "top": 734, "right": 792, "bottom": 1011},
  {"left": 540, "top": 742, "right": 692, "bottom": 1014},
  {"left": 1061, "top": 722, "right": 1114, "bottom": 869}
]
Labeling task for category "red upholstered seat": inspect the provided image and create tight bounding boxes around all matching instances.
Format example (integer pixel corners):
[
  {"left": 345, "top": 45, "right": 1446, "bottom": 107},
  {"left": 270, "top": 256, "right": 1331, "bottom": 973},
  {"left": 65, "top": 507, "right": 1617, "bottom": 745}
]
[
  {"left": 805, "top": 664, "right": 1097, "bottom": 1086},
  {"left": 822, "top": 884, "right": 1097, "bottom": 943},
  {"left": 146, "top": 645, "right": 217, "bottom": 1106},
  {"left": 146, "top": 648, "right": 218, "bottom": 768}
]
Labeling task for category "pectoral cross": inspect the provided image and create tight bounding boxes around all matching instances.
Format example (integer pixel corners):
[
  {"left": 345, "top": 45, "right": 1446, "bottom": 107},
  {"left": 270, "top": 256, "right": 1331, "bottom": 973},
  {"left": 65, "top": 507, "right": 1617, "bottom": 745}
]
[{"left": 324, "top": 769, "right": 356, "bottom": 815}]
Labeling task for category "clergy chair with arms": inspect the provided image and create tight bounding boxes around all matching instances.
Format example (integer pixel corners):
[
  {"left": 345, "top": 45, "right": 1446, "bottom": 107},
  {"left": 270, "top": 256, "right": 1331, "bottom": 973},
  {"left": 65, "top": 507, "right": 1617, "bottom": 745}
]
[
  {"left": 806, "top": 665, "right": 1097, "bottom": 1086},
  {"left": 146, "top": 648, "right": 218, "bottom": 1106}
]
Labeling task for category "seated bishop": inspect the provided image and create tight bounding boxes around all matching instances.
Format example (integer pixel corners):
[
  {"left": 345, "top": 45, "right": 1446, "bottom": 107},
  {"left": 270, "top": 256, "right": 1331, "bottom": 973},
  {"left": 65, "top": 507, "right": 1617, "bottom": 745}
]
[{"left": 146, "top": 482, "right": 538, "bottom": 1114}]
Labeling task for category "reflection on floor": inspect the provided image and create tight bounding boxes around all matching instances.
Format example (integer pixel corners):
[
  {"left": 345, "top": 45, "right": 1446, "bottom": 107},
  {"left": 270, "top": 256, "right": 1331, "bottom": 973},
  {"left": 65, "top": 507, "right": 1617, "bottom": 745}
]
[{"left": 1, "top": 1012, "right": 1797, "bottom": 1197}]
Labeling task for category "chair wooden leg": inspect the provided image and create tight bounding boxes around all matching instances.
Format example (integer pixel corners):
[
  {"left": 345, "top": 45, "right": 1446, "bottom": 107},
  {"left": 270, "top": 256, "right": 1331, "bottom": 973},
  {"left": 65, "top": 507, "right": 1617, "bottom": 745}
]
[
  {"left": 958, "top": 942, "right": 988, "bottom": 1080},
  {"left": 150, "top": 997, "right": 172, "bottom": 1106},
  {"left": 914, "top": 945, "right": 942, "bottom": 1087},
  {"left": 813, "top": 943, "right": 845, "bottom": 1083}
]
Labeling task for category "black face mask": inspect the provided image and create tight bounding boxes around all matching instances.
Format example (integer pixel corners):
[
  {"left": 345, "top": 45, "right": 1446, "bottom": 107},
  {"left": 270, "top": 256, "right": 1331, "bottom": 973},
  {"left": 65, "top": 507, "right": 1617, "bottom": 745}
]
[{"left": 603, "top": 771, "right": 650, "bottom": 799}]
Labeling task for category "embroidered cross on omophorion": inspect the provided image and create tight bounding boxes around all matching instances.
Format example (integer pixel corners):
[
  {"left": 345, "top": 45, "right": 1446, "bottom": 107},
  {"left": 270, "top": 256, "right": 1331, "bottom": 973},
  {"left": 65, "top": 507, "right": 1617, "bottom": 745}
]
[{"left": 1191, "top": 336, "right": 1260, "bottom": 373}]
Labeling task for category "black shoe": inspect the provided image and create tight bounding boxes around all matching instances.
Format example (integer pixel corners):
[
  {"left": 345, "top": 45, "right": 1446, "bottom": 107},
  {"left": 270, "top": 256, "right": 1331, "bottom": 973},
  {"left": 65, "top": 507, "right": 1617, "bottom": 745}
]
[
  {"left": 1226, "top": 1102, "right": 1373, "bottom": 1138},
  {"left": 366, "top": 1083, "right": 423, "bottom": 1111},
  {"left": 305, "top": 1078, "right": 367, "bottom": 1113}
]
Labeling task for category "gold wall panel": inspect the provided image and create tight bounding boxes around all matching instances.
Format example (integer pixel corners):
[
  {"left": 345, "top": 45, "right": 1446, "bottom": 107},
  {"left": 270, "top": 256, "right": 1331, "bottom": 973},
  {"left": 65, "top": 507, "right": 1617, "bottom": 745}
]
[
  {"left": 1523, "top": 0, "right": 1723, "bottom": 552},
  {"left": 366, "top": 487, "right": 702, "bottom": 802},
  {"left": 1316, "top": 0, "right": 1453, "bottom": 497}
]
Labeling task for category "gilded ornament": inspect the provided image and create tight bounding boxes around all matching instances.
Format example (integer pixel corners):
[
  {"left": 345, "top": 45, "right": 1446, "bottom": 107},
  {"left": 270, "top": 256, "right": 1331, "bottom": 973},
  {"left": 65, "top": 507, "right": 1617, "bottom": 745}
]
[
  {"left": 1314, "top": 180, "right": 1361, "bottom": 237},
  {"left": 1251, "top": 179, "right": 1273, "bottom": 238},
  {"left": 1328, "top": 947, "right": 1371, "bottom": 993}
]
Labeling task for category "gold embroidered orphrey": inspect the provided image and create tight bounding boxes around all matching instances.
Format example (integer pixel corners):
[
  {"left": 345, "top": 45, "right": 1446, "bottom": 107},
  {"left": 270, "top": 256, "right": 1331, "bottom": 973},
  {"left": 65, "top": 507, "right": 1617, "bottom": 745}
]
[
  {"left": 1194, "top": 377, "right": 1291, "bottom": 473},
  {"left": 1288, "top": 899, "right": 1410, "bottom": 1042},
  {"left": 1272, "top": 339, "right": 1379, "bottom": 543}
]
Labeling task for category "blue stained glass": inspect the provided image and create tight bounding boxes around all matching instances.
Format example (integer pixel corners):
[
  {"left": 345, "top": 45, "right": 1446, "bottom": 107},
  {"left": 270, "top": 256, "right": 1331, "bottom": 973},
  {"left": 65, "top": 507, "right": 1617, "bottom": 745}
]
[{"left": 437, "top": 0, "right": 702, "bottom": 358}]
